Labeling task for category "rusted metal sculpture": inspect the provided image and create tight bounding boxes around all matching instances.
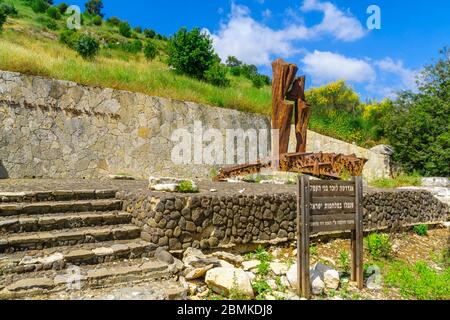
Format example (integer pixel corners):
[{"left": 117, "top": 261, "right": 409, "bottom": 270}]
[{"left": 214, "top": 59, "right": 367, "bottom": 181}]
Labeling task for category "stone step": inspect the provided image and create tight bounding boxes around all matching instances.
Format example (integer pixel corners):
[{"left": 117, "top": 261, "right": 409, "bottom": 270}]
[
  {"left": 0, "top": 225, "right": 141, "bottom": 253},
  {"left": 0, "top": 189, "right": 117, "bottom": 203},
  {"left": 0, "top": 239, "right": 158, "bottom": 275},
  {"left": 0, "top": 211, "right": 133, "bottom": 234},
  {"left": 0, "top": 258, "right": 182, "bottom": 299},
  {"left": 0, "top": 199, "right": 123, "bottom": 217}
]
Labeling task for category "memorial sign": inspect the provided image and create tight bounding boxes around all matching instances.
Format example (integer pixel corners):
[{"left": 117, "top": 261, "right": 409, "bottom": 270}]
[{"left": 296, "top": 176, "right": 364, "bottom": 298}]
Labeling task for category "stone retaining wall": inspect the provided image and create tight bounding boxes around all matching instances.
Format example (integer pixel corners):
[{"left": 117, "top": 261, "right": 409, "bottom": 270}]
[
  {"left": 0, "top": 70, "right": 390, "bottom": 180},
  {"left": 118, "top": 190, "right": 448, "bottom": 251}
]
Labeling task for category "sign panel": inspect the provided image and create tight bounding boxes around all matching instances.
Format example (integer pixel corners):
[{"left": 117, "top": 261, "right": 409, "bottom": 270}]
[{"left": 296, "top": 176, "right": 364, "bottom": 299}]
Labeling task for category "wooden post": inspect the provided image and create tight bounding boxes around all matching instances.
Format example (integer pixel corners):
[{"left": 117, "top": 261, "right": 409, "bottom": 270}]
[
  {"left": 296, "top": 177, "right": 302, "bottom": 296},
  {"left": 300, "top": 175, "right": 311, "bottom": 299},
  {"left": 354, "top": 176, "right": 364, "bottom": 289},
  {"left": 350, "top": 229, "right": 357, "bottom": 281}
]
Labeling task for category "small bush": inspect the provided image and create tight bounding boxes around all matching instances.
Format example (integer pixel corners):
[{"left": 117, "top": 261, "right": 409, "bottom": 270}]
[
  {"left": 256, "top": 260, "right": 270, "bottom": 276},
  {"left": 31, "top": 0, "right": 50, "bottom": 13},
  {"left": 118, "top": 21, "right": 132, "bottom": 38},
  {"left": 338, "top": 250, "right": 351, "bottom": 274},
  {"left": 134, "top": 26, "right": 142, "bottom": 34},
  {"left": 59, "top": 28, "right": 78, "bottom": 47},
  {"left": 365, "top": 233, "right": 392, "bottom": 259},
  {"left": 204, "top": 64, "right": 230, "bottom": 87},
  {"left": 74, "top": 34, "right": 99, "bottom": 60},
  {"left": 144, "top": 41, "right": 157, "bottom": 60},
  {"left": 57, "top": 2, "right": 68, "bottom": 14},
  {"left": 92, "top": 15, "right": 102, "bottom": 26},
  {"left": 252, "top": 279, "right": 272, "bottom": 299},
  {"left": 107, "top": 16, "right": 121, "bottom": 26},
  {"left": 0, "top": 9, "right": 6, "bottom": 32},
  {"left": 122, "top": 39, "right": 142, "bottom": 54},
  {"left": 177, "top": 180, "right": 199, "bottom": 193},
  {"left": 46, "top": 6, "right": 61, "bottom": 20},
  {"left": 251, "top": 74, "right": 266, "bottom": 89},
  {"left": 413, "top": 224, "right": 428, "bottom": 236},
  {"left": 229, "top": 66, "right": 241, "bottom": 77},
  {"left": 0, "top": 3, "right": 17, "bottom": 16},
  {"left": 144, "top": 28, "right": 156, "bottom": 39}
]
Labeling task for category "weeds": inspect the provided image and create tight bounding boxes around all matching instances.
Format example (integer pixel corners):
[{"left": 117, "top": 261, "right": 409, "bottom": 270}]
[{"left": 365, "top": 233, "right": 392, "bottom": 260}]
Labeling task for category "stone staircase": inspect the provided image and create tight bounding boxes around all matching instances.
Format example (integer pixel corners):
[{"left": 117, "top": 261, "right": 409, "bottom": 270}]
[{"left": 0, "top": 189, "right": 183, "bottom": 299}]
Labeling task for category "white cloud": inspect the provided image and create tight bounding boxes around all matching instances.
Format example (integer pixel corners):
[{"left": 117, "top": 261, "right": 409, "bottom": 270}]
[
  {"left": 302, "top": 51, "right": 376, "bottom": 83},
  {"left": 301, "top": 0, "right": 366, "bottom": 41},
  {"left": 374, "top": 58, "right": 417, "bottom": 91},
  {"left": 207, "top": 1, "right": 366, "bottom": 66}
]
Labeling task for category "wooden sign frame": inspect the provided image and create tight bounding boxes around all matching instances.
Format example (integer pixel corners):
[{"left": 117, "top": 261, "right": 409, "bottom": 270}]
[{"left": 296, "top": 176, "right": 364, "bottom": 299}]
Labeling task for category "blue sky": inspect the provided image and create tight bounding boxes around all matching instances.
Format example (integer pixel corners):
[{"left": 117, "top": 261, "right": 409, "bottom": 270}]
[{"left": 56, "top": 0, "right": 450, "bottom": 101}]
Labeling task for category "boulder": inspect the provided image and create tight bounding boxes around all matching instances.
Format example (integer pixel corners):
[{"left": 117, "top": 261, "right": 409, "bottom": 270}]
[
  {"left": 286, "top": 263, "right": 298, "bottom": 290},
  {"left": 184, "top": 264, "right": 214, "bottom": 280},
  {"left": 211, "top": 251, "right": 244, "bottom": 266},
  {"left": 270, "top": 262, "right": 288, "bottom": 275},
  {"left": 242, "top": 260, "right": 260, "bottom": 271},
  {"left": 313, "top": 262, "right": 340, "bottom": 291},
  {"left": 205, "top": 268, "right": 254, "bottom": 298}
]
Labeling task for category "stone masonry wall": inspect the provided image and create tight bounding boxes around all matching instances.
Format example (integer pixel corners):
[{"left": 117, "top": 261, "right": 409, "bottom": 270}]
[
  {"left": 118, "top": 190, "right": 448, "bottom": 251},
  {"left": 0, "top": 70, "right": 389, "bottom": 180}
]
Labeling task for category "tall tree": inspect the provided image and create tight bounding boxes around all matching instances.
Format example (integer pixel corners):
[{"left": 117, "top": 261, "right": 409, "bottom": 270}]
[{"left": 85, "top": 0, "right": 104, "bottom": 17}]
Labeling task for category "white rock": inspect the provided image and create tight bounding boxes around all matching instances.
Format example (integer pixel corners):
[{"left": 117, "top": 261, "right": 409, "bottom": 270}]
[
  {"left": 242, "top": 260, "right": 260, "bottom": 271},
  {"left": 310, "top": 271, "right": 325, "bottom": 295},
  {"left": 246, "top": 271, "right": 256, "bottom": 282},
  {"left": 152, "top": 184, "right": 179, "bottom": 192},
  {"left": 218, "top": 260, "right": 235, "bottom": 269},
  {"left": 184, "top": 264, "right": 214, "bottom": 280},
  {"left": 270, "top": 262, "right": 289, "bottom": 275},
  {"left": 211, "top": 251, "right": 244, "bottom": 266},
  {"left": 205, "top": 268, "right": 254, "bottom": 298},
  {"left": 93, "top": 247, "right": 114, "bottom": 256},
  {"left": 267, "top": 279, "right": 278, "bottom": 290},
  {"left": 210, "top": 189, "right": 218, "bottom": 193},
  {"left": 313, "top": 262, "right": 340, "bottom": 290},
  {"left": 286, "top": 264, "right": 298, "bottom": 290}
]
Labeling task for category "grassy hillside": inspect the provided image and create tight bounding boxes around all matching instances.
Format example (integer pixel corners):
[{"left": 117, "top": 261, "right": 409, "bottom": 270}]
[{"left": 0, "top": 0, "right": 272, "bottom": 114}]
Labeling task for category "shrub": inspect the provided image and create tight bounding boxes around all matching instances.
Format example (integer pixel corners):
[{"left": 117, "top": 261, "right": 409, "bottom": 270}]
[
  {"left": 46, "top": 6, "right": 61, "bottom": 20},
  {"left": 338, "top": 250, "right": 351, "bottom": 274},
  {"left": 229, "top": 66, "right": 241, "bottom": 77},
  {"left": 144, "top": 28, "right": 156, "bottom": 39},
  {"left": 144, "top": 41, "right": 157, "bottom": 60},
  {"left": 0, "top": 9, "right": 6, "bottom": 32},
  {"left": 256, "top": 260, "right": 270, "bottom": 276},
  {"left": 85, "top": 0, "right": 103, "bottom": 17},
  {"left": 365, "top": 233, "right": 392, "bottom": 259},
  {"left": 59, "top": 28, "right": 78, "bottom": 47},
  {"left": 122, "top": 39, "right": 142, "bottom": 54},
  {"left": 252, "top": 279, "right": 272, "bottom": 299},
  {"left": 241, "top": 64, "right": 258, "bottom": 79},
  {"left": 57, "top": 2, "right": 68, "bottom": 14},
  {"left": 413, "top": 224, "right": 428, "bottom": 236},
  {"left": 45, "top": 19, "right": 58, "bottom": 30},
  {"left": 134, "top": 26, "right": 142, "bottom": 34},
  {"left": 177, "top": 180, "right": 199, "bottom": 193},
  {"left": 74, "top": 34, "right": 99, "bottom": 59},
  {"left": 107, "top": 16, "right": 121, "bottom": 26},
  {"left": 31, "top": 0, "right": 49, "bottom": 13},
  {"left": 118, "top": 21, "right": 132, "bottom": 38},
  {"left": 204, "top": 63, "right": 230, "bottom": 87},
  {"left": 251, "top": 74, "right": 267, "bottom": 89},
  {"left": 167, "top": 27, "right": 216, "bottom": 79},
  {"left": 0, "top": 3, "right": 17, "bottom": 16},
  {"left": 92, "top": 15, "right": 102, "bottom": 26}
]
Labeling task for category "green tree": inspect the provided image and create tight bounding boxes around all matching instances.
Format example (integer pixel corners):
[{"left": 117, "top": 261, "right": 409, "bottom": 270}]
[
  {"left": 144, "top": 41, "right": 157, "bottom": 60},
  {"left": 57, "top": 2, "right": 68, "bottom": 14},
  {"left": 167, "top": 27, "right": 216, "bottom": 79},
  {"left": 74, "top": 34, "right": 99, "bottom": 59},
  {"left": 383, "top": 48, "right": 449, "bottom": 176},
  {"left": 226, "top": 56, "right": 242, "bottom": 67},
  {"left": 204, "top": 63, "right": 230, "bottom": 87},
  {"left": 30, "top": 0, "right": 50, "bottom": 13},
  {"left": 144, "top": 28, "right": 156, "bottom": 39},
  {"left": 306, "top": 80, "right": 360, "bottom": 113},
  {"left": 85, "top": 0, "right": 103, "bottom": 17},
  {"left": 46, "top": 6, "right": 61, "bottom": 20},
  {"left": 92, "top": 15, "right": 102, "bottom": 26},
  {"left": 118, "top": 21, "right": 132, "bottom": 38}
]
